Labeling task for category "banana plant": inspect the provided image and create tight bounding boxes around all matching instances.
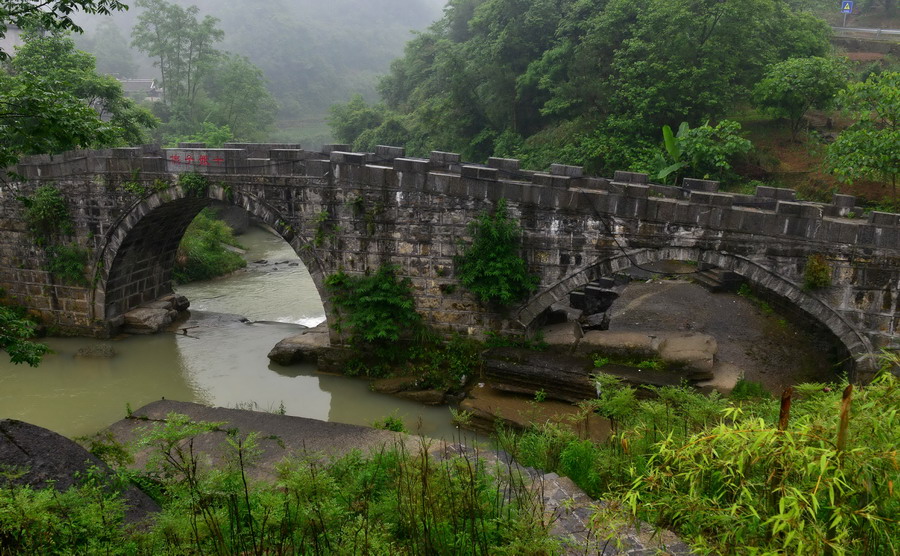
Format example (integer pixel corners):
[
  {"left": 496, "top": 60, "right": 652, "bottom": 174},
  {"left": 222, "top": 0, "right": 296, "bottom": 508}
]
[{"left": 656, "top": 121, "right": 690, "bottom": 183}]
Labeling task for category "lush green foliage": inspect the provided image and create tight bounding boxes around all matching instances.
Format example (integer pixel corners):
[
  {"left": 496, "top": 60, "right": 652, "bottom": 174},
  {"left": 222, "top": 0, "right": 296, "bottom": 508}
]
[
  {"left": 0, "top": 30, "right": 156, "bottom": 168},
  {"left": 333, "top": 0, "right": 829, "bottom": 173},
  {"left": 753, "top": 56, "right": 849, "bottom": 140},
  {"left": 3, "top": 412, "right": 559, "bottom": 554},
  {"left": 455, "top": 199, "right": 538, "bottom": 307},
  {"left": 502, "top": 363, "right": 900, "bottom": 554},
  {"left": 651, "top": 120, "right": 753, "bottom": 185},
  {"left": 132, "top": 0, "right": 277, "bottom": 143},
  {"left": 177, "top": 171, "right": 209, "bottom": 196},
  {"left": 325, "top": 265, "right": 422, "bottom": 363},
  {"left": 0, "top": 0, "right": 127, "bottom": 59},
  {"left": 18, "top": 185, "right": 73, "bottom": 244},
  {"left": 44, "top": 244, "right": 90, "bottom": 286},
  {"left": 173, "top": 208, "right": 246, "bottom": 284},
  {"left": 826, "top": 71, "right": 900, "bottom": 198},
  {"left": 804, "top": 253, "right": 833, "bottom": 290},
  {"left": 0, "top": 305, "right": 49, "bottom": 366}
]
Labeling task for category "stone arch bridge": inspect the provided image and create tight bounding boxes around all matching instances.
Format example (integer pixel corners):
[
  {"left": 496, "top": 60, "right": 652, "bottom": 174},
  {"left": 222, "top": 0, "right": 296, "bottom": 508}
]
[{"left": 1, "top": 143, "right": 898, "bottom": 376}]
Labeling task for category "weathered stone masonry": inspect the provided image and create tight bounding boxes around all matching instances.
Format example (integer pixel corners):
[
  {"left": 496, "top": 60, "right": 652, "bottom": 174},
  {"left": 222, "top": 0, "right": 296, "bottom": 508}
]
[{"left": 1, "top": 143, "right": 898, "bottom": 376}]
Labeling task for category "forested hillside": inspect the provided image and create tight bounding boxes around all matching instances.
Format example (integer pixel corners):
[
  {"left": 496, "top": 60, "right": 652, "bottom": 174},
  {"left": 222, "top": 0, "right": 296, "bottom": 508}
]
[
  {"left": 331, "top": 0, "right": 898, "bottom": 205},
  {"left": 73, "top": 0, "right": 444, "bottom": 145}
]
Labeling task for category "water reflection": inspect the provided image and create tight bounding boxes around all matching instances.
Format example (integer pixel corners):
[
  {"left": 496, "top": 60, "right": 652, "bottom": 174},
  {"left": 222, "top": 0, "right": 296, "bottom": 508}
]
[{"left": 1, "top": 224, "right": 465, "bottom": 440}]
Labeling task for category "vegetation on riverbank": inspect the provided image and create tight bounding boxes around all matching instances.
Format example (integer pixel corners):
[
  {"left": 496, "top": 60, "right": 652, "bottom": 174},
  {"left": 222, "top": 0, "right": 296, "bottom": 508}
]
[
  {"left": 172, "top": 208, "right": 246, "bottom": 284},
  {"left": 1, "top": 413, "right": 558, "bottom": 555},
  {"left": 500, "top": 354, "right": 900, "bottom": 554}
]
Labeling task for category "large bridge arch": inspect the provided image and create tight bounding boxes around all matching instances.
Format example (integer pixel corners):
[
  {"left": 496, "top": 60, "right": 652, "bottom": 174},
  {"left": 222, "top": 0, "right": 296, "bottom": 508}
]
[
  {"left": 90, "top": 184, "right": 332, "bottom": 328},
  {"left": 514, "top": 246, "right": 878, "bottom": 374}
]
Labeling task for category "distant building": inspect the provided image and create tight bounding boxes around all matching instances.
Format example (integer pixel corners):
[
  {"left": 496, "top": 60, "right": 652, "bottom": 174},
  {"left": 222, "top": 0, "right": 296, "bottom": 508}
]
[
  {"left": 0, "top": 24, "right": 25, "bottom": 55},
  {"left": 118, "top": 78, "right": 162, "bottom": 102}
]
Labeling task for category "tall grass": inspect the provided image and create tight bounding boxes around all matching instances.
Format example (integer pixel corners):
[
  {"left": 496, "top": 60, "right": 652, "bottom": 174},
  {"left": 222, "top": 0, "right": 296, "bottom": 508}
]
[
  {"left": 500, "top": 356, "right": 900, "bottom": 554},
  {"left": 1, "top": 412, "right": 559, "bottom": 555}
]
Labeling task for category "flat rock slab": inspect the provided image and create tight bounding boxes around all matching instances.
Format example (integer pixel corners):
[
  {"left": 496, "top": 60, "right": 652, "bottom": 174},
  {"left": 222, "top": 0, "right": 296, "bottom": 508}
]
[
  {"left": 104, "top": 400, "right": 418, "bottom": 481},
  {"left": 0, "top": 419, "right": 159, "bottom": 523},
  {"left": 578, "top": 330, "right": 717, "bottom": 379},
  {"left": 267, "top": 323, "right": 330, "bottom": 365}
]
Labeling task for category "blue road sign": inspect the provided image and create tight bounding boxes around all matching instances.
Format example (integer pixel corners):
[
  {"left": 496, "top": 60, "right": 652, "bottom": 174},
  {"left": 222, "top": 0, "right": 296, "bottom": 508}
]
[{"left": 841, "top": 1, "right": 854, "bottom": 13}]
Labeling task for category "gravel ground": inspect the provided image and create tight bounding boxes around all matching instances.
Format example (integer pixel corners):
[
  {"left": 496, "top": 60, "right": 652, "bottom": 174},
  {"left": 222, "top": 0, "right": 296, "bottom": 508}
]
[{"left": 607, "top": 278, "right": 841, "bottom": 393}]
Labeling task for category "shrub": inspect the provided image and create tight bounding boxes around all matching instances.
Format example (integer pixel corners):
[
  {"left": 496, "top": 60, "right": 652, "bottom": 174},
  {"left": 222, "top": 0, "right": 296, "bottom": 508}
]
[
  {"left": 44, "top": 243, "right": 90, "bottom": 286},
  {"left": 325, "top": 265, "right": 421, "bottom": 365},
  {"left": 18, "top": 185, "right": 73, "bottom": 245},
  {"left": 455, "top": 199, "right": 538, "bottom": 307},
  {"left": 803, "top": 253, "right": 832, "bottom": 290}
]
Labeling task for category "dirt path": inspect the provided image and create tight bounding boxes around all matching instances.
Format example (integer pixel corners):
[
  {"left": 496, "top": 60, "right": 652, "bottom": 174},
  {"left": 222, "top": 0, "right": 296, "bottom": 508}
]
[{"left": 607, "top": 279, "right": 840, "bottom": 393}]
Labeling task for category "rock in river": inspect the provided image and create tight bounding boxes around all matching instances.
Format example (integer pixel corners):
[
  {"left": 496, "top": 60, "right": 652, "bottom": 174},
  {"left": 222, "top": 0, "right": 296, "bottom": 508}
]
[{"left": 267, "top": 322, "right": 330, "bottom": 365}]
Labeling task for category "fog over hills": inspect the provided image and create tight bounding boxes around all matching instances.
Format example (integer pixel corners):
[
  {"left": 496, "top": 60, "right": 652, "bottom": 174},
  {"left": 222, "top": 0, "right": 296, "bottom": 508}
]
[{"left": 73, "top": 0, "right": 446, "bottom": 144}]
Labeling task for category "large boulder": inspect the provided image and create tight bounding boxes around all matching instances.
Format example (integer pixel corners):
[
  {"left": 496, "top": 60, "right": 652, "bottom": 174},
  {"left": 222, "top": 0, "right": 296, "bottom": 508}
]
[
  {"left": 267, "top": 322, "right": 330, "bottom": 365},
  {"left": 482, "top": 347, "right": 597, "bottom": 403},
  {"left": 0, "top": 419, "right": 159, "bottom": 523},
  {"left": 122, "top": 294, "right": 190, "bottom": 334}
]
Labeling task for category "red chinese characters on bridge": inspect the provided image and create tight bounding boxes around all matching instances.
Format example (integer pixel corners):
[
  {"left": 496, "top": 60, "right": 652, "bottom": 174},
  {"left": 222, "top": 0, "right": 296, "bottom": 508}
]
[{"left": 168, "top": 153, "right": 226, "bottom": 166}]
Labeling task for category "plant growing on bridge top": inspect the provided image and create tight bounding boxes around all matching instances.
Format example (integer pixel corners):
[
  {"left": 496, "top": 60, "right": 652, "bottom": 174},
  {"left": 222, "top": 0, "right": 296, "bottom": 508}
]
[
  {"left": 455, "top": 198, "right": 538, "bottom": 308},
  {"left": 178, "top": 171, "right": 209, "bottom": 197},
  {"left": 18, "top": 185, "right": 74, "bottom": 245},
  {"left": 325, "top": 265, "right": 422, "bottom": 365},
  {"left": 803, "top": 253, "right": 832, "bottom": 290}
]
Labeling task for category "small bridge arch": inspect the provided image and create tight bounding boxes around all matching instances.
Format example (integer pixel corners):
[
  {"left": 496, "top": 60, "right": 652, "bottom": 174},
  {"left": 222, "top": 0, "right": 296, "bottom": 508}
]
[
  {"left": 514, "top": 246, "right": 876, "bottom": 372},
  {"left": 91, "top": 184, "right": 332, "bottom": 328}
]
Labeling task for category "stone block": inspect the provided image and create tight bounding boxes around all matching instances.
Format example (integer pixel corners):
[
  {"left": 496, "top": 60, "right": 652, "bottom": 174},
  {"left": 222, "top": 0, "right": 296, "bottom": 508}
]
[
  {"left": 460, "top": 165, "right": 499, "bottom": 180},
  {"left": 502, "top": 181, "right": 525, "bottom": 203},
  {"left": 578, "top": 177, "right": 610, "bottom": 191},
  {"left": 755, "top": 185, "right": 776, "bottom": 198},
  {"left": 531, "top": 173, "right": 571, "bottom": 188},
  {"left": 374, "top": 145, "right": 405, "bottom": 160},
  {"left": 652, "top": 198, "right": 678, "bottom": 221},
  {"left": 306, "top": 159, "right": 330, "bottom": 177},
  {"left": 330, "top": 151, "right": 367, "bottom": 165},
  {"left": 393, "top": 157, "right": 430, "bottom": 174},
  {"left": 429, "top": 151, "right": 461, "bottom": 167},
  {"left": 649, "top": 184, "right": 677, "bottom": 198},
  {"left": 487, "top": 157, "right": 521, "bottom": 173},
  {"left": 613, "top": 171, "right": 648, "bottom": 184},
  {"left": 550, "top": 163, "right": 583, "bottom": 178},
  {"left": 624, "top": 184, "right": 649, "bottom": 198},
  {"left": 869, "top": 211, "right": 900, "bottom": 226},
  {"left": 776, "top": 201, "right": 804, "bottom": 216},
  {"left": 682, "top": 178, "right": 719, "bottom": 192},
  {"left": 269, "top": 149, "right": 304, "bottom": 161},
  {"left": 321, "top": 144, "right": 351, "bottom": 154},
  {"left": 775, "top": 188, "right": 797, "bottom": 201},
  {"left": 800, "top": 204, "right": 824, "bottom": 219},
  {"left": 833, "top": 193, "right": 856, "bottom": 208}
]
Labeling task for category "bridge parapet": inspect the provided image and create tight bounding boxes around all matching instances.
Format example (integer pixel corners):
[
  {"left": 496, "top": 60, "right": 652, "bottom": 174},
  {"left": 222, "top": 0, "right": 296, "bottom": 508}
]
[{"left": 9, "top": 144, "right": 900, "bottom": 252}]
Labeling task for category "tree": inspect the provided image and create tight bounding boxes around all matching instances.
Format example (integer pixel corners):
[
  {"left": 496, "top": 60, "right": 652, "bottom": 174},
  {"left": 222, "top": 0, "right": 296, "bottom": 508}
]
[
  {"left": 0, "top": 29, "right": 157, "bottom": 168},
  {"left": 826, "top": 72, "right": 900, "bottom": 200},
  {"left": 653, "top": 120, "right": 753, "bottom": 184},
  {"left": 753, "top": 57, "right": 848, "bottom": 140},
  {"left": 75, "top": 19, "right": 137, "bottom": 77},
  {"left": 0, "top": 306, "right": 49, "bottom": 366},
  {"left": 202, "top": 54, "right": 276, "bottom": 141},
  {"left": 0, "top": 0, "right": 127, "bottom": 59},
  {"left": 131, "top": 0, "right": 224, "bottom": 119}
]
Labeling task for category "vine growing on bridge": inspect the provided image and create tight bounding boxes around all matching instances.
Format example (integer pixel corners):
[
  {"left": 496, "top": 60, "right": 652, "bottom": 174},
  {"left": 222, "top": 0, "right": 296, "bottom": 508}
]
[
  {"left": 455, "top": 198, "right": 538, "bottom": 307},
  {"left": 18, "top": 185, "right": 89, "bottom": 285},
  {"left": 325, "top": 264, "right": 422, "bottom": 368}
]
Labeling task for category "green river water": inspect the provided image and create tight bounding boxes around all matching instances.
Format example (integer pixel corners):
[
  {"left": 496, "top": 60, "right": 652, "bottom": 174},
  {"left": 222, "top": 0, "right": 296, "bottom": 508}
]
[{"left": 0, "top": 226, "right": 463, "bottom": 440}]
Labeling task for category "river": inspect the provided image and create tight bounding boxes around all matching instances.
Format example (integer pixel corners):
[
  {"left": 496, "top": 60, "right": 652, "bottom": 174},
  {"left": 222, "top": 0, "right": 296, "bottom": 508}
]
[{"left": 0, "top": 226, "right": 464, "bottom": 440}]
